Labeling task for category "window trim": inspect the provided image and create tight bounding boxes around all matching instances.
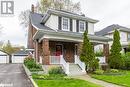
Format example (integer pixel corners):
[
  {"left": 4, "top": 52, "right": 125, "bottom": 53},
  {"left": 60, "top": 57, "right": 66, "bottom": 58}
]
[
  {"left": 79, "top": 21, "right": 86, "bottom": 33},
  {"left": 62, "top": 17, "right": 70, "bottom": 31}
]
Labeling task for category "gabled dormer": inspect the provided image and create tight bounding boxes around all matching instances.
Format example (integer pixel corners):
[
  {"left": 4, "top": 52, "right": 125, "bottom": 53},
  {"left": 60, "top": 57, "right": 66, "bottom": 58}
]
[{"left": 41, "top": 9, "right": 98, "bottom": 35}]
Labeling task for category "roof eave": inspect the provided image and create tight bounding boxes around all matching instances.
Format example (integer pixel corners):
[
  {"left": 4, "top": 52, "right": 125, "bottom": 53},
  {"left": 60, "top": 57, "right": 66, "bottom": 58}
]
[{"left": 41, "top": 9, "right": 99, "bottom": 24}]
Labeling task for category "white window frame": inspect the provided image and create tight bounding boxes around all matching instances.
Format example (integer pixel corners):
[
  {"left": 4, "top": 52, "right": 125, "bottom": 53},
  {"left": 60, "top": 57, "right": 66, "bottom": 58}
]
[
  {"left": 79, "top": 21, "right": 86, "bottom": 33},
  {"left": 62, "top": 17, "right": 70, "bottom": 31}
]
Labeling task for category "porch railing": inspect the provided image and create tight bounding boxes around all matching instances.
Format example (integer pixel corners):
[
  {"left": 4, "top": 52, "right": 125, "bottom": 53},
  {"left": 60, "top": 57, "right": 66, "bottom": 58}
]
[
  {"left": 50, "top": 55, "right": 70, "bottom": 74},
  {"left": 60, "top": 55, "right": 69, "bottom": 74},
  {"left": 50, "top": 56, "right": 60, "bottom": 64},
  {"left": 75, "top": 55, "right": 86, "bottom": 72}
]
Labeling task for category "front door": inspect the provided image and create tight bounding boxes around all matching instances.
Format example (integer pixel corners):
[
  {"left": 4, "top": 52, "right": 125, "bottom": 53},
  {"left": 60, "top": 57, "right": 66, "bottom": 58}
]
[{"left": 56, "top": 45, "right": 62, "bottom": 56}]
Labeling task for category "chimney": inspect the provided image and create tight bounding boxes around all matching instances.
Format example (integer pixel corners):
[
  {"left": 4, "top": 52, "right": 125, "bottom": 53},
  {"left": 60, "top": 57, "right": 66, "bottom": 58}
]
[{"left": 31, "top": 4, "right": 34, "bottom": 13}]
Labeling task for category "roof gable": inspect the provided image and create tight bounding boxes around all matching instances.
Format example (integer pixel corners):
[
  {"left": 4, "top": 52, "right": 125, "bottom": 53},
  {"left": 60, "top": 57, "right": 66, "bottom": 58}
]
[{"left": 95, "top": 24, "right": 130, "bottom": 36}]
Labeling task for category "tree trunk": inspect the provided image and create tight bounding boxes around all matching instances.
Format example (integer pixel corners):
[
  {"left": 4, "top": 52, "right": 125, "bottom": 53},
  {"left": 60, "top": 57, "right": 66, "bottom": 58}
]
[{"left": 9, "top": 55, "right": 12, "bottom": 63}]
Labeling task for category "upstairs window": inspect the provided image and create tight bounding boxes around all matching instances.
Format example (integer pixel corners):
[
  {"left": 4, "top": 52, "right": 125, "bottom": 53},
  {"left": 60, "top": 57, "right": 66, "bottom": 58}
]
[
  {"left": 79, "top": 21, "right": 85, "bottom": 33},
  {"left": 62, "top": 17, "right": 70, "bottom": 31},
  {"left": 128, "top": 33, "right": 130, "bottom": 41}
]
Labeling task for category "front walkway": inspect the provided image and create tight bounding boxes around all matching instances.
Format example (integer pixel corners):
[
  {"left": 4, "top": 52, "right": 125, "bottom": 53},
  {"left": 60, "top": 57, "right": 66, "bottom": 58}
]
[
  {"left": 71, "top": 75, "right": 123, "bottom": 87},
  {"left": 0, "top": 64, "right": 33, "bottom": 87}
]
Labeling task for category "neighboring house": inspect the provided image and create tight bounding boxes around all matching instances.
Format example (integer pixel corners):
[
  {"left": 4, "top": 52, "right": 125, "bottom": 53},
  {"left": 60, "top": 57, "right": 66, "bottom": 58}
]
[
  {"left": 0, "top": 50, "right": 9, "bottom": 63},
  {"left": 12, "top": 50, "right": 30, "bottom": 63},
  {"left": 28, "top": 5, "right": 111, "bottom": 75},
  {"left": 95, "top": 24, "right": 130, "bottom": 53}
]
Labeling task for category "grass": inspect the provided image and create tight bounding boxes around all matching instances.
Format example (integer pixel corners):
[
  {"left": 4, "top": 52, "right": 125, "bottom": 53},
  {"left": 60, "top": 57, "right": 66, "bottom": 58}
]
[
  {"left": 91, "top": 71, "right": 130, "bottom": 87},
  {"left": 32, "top": 74, "right": 102, "bottom": 87},
  {"left": 34, "top": 79, "right": 102, "bottom": 87}
]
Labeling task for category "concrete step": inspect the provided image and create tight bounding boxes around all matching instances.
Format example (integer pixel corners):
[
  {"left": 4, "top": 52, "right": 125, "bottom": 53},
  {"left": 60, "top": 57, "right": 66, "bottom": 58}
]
[{"left": 68, "top": 63, "right": 86, "bottom": 76}]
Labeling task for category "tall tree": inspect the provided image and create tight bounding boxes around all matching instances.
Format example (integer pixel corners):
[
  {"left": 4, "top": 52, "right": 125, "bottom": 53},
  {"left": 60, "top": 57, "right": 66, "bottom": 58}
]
[
  {"left": 80, "top": 30, "right": 99, "bottom": 72},
  {"left": 108, "top": 29, "right": 124, "bottom": 69},
  {"left": 19, "top": 10, "right": 30, "bottom": 28},
  {"left": 19, "top": 0, "right": 81, "bottom": 28}
]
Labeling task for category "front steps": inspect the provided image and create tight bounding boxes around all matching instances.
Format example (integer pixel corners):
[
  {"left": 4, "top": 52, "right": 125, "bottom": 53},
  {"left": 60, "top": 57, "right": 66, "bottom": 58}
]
[
  {"left": 68, "top": 63, "right": 86, "bottom": 76},
  {"left": 42, "top": 64, "right": 86, "bottom": 76}
]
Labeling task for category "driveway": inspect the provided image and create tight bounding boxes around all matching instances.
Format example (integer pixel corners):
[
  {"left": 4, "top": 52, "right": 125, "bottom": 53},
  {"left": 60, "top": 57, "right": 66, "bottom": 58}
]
[{"left": 0, "top": 64, "right": 33, "bottom": 87}]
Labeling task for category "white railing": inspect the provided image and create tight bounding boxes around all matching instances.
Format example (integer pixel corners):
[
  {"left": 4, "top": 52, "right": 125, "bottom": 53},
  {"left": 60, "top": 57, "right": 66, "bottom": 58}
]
[
  {"left": 39, "top": 56, "right": 42, "bottom": 64},
  {"left": 50, "top": 56, "right": 60, "bottom": 64},
  {"left": 75, "top": 55, "right": 86, "bottom": 72},
  {"left": 60, "top": 55, "right": 69, "bottom": 74},
  {"left": 96, "top": 56, "right": 106, "bottom": 64}
]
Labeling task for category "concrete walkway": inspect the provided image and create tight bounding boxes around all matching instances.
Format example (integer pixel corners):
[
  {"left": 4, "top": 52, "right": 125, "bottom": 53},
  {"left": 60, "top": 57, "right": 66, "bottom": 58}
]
[{"left": 71, "top": 75, "right": 123, "bottom": 87}]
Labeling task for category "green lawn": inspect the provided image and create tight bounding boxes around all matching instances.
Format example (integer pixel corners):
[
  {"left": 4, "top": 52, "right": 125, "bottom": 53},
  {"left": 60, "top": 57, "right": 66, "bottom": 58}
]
[
  {"left": 34, "top": 79, "right": 102, "bottom": 87},
  {"left": 91, "top": 71, "right": 130, "bottom": 87}
]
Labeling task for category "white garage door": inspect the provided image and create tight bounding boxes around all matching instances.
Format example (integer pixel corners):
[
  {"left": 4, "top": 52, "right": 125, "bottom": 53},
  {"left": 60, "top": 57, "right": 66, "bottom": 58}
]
[
  {"left": 12, "top": 56, "right": 27, "bottom": 63},
  {"left": 0, "top": 55, "right": 9, "bottom": 63}
]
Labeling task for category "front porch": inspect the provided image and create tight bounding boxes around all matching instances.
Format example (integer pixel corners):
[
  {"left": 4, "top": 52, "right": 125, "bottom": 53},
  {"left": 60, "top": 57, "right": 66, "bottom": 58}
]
[{"left": 34, "top": 39, "right": 109, "bottom": 75}]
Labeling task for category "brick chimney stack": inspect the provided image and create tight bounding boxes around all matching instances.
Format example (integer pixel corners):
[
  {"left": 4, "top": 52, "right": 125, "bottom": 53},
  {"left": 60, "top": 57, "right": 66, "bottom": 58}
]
[{"left": 31, "top": 4, "right": 34, "bottom": 13}]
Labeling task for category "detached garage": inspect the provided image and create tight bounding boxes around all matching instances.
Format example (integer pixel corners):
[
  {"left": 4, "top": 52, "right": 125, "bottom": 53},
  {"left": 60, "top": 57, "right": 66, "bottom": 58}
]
[
  {"left": 0, "top": 50, "right": 9, "bottom": 63},
  {"left": 12, "top": 50, "right": 29, "bottom": 63}
]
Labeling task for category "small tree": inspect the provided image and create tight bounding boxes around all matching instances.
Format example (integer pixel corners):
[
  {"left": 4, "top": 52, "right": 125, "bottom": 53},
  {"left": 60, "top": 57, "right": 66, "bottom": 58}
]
[
  {"left": 80, "top": 30, "right": 99, "bottom": 72},
  {"left": 108, "top": 29, "right": 124, "bottom": 69},
  {"left": 2, "top": 40, "right": 15, "bottom": 63}
]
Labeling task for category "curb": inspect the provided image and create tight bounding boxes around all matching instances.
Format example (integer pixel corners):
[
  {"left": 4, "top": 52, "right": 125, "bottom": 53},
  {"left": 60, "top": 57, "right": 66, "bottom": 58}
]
[{"left": 22, "top": 64, "right": 38, "bottom": 87}]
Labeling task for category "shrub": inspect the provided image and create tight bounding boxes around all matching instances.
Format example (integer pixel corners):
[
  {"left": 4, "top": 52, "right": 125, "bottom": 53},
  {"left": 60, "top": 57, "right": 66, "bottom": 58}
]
[
  {"left": 95, "top": 51, "right": 103, "bottom": 57},
  {"left": 110, "top": 69, "right": 119, "bottom": 73},
  {"left": 93, "top": 69, "right": 104, "bottom": 75},
  {"left": 24, "top": 57, "right": 42, "bottom": 71},
  {"left": 122, "top": 52, "right": 130, "bottom": 70},
  {"left": 32, "top": 74, "right": 71, "bottom": 80},
  {"left": 48, "top": 67, "right": 65, "bottom": 75}
]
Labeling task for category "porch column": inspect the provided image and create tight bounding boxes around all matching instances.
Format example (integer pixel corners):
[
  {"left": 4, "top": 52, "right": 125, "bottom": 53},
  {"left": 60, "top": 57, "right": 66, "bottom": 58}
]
[
  {"left": 34, "top": 41, "right": 36, "bottom": 61},
  {"left": 42, "top": 39, "right": 50, "bottom": 65},
  {"left": 35, "top": 40, "right": 39, "bottom": 62},
  {"left": 77, "top": 42, "right": 83, "bottom": 56},
  {"left": 103, "top": 44, "right": 109, "bottom": 63}
]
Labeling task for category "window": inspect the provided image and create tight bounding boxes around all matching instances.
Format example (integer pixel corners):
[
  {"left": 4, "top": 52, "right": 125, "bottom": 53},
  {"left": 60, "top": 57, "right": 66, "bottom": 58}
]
[
  {"left": 79, "top": 21, "right": 85, "bottom": 32},
  {"left": 128, "top": 34, "right": 130, "bottom": 41},
  {"left": 62, "top": 17, "right": 69, "bottom": 31}
]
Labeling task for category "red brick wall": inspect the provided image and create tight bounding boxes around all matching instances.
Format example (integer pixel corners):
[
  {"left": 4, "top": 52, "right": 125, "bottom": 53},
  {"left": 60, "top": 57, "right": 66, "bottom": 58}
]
[
  {"left": 103, "top": 44, "right": 109, "bottom": 63},
  {"left": 49, "top": 41, "right": 75, "bottom": 63},
  {"left": 42, "top": 39, "right": 50, "bottom": 65},
  {"left": 27, "top": 20, "right": 37, "bottom": 49}
]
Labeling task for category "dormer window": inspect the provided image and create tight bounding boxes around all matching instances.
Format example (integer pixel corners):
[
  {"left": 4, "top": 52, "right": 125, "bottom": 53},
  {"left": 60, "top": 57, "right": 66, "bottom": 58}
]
[
  {"left": 79, "top": 21, "right": 85, "bottom": 33},
  {"left": 62, "top": 17, "right": 70, "bottom": 31}
]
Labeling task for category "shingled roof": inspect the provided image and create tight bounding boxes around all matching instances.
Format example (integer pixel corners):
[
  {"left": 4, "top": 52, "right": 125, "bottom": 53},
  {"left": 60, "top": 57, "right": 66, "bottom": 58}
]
[{"left": 95, "top": 24, "right": 130, "bottom": 36}]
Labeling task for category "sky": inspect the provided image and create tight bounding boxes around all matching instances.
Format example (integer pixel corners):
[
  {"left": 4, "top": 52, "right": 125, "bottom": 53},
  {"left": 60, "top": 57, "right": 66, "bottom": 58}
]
[{"left": 0, "top": 0, "right": 130, "bottom": 47}]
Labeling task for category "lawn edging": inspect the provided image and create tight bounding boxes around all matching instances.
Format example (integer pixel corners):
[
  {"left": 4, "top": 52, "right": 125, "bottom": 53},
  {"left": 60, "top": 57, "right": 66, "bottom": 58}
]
[{"left": 22, "top": 64, "right": 38, "bottom": 87}]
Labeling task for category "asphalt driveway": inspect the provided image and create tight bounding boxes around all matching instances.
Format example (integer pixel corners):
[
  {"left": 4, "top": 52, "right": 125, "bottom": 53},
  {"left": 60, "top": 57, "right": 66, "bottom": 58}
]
[{"left": 0, "top": 64, "right": 33, "bottom": 87}]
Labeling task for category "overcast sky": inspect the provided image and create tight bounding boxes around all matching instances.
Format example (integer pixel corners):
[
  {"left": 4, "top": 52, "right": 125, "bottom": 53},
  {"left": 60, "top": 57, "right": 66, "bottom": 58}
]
[{"left": 0, "top": 0, "right": 130, "bottom": 47}]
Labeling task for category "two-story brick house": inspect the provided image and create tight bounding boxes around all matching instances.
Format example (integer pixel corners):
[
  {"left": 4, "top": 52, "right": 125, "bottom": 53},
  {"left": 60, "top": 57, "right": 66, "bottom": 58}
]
[{"left": 28, "top": 5, "right": 111, "bottom": 75}]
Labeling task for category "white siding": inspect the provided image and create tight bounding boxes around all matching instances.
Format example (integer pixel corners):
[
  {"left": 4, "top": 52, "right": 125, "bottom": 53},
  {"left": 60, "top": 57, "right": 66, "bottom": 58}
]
[
  {"left": 45, "top": 15, "right": 95, "bottom": 35},
  {"left": 73, "top": 19, "right": 76, "bottom": 32},
  {"left": 88, "top": 22, "right": 94, "bottom": 35},
  {"left": 120, "top": 31, "right": 127, "bottom": 42},
  {"left": 45, "top": 15, "right": 58, "bottom": 30}
]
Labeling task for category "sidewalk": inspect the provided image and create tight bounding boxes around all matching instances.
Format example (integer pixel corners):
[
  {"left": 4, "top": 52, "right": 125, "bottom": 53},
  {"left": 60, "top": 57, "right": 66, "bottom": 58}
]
[{"left": 71, "top": 75, "right": 123, "bottom": 87}]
